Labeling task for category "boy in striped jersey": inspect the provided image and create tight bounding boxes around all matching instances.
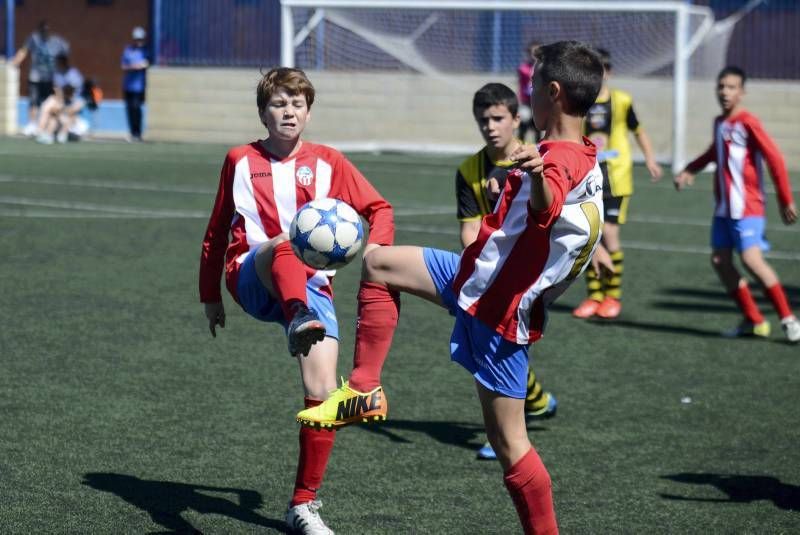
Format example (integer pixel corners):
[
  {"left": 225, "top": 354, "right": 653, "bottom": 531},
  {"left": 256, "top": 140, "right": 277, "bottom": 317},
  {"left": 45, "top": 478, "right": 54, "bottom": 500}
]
[
  {"left": 458, "top": 83, "right": 558, "bottom": 461},
  {"left": 199, "top": 67, "right": 394, "bottom": 534},
  {"left": 675, "top": 66, "right": 799, "bottom": 342},
  {"left": 298, "top": 42, "right": 606, "bottom": 534}
]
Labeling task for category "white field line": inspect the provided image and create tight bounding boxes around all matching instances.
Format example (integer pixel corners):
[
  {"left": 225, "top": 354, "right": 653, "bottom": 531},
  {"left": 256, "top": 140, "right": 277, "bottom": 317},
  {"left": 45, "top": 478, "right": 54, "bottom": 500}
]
[
  {"left": 0, "top": 194, "right": 797, "bottom": 260},
  {"left": 0, "top": 196, "right": 207, "bottom": 218},
  {"left": 393, "top": 223, "right": 800, "bottom": 261},
  {"left": 0, "top": 175, "right": 216, "bottom": 194},
  {"left": 390, "top": 205, "right": 796, "bottom": 234}
]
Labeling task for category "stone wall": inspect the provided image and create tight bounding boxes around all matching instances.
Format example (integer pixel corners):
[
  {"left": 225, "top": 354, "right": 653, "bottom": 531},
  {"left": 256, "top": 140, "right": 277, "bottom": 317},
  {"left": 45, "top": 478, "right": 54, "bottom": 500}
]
[
  {"left": 147, "top": 67, "right": 800, "bottom": 169},
  {"left": 0, "top": 62, "right": 19, "bottom": 135}
]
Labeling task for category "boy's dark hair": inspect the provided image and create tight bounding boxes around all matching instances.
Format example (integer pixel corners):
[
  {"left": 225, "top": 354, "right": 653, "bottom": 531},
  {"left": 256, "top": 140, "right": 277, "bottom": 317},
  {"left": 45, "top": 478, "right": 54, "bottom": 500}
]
[
  {"left": 256, "top": 67, "right": 315, "bottom": 113},
  {"left": 717, "top": 65, "right": 746, "bottom": 86},
  {"left": 533, "top": 41, "right": 604, "bottom": 116},
  {"left": 595, "top": 47, "right": 611, "bottom": 71},
  {"left": 473, "top": 83, "right": 518, "bottom": 117}
]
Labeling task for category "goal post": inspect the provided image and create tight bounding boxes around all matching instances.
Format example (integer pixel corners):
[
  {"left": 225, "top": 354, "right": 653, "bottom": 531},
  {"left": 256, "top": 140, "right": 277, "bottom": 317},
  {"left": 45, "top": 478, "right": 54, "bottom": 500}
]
[{"left": 280, "top": 0, "right": 717, "bottom": 172}]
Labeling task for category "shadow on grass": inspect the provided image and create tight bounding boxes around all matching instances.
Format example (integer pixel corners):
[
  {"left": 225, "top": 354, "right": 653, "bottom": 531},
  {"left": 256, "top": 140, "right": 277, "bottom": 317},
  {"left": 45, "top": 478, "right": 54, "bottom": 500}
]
[
  {"left": 660, "top": 472, "right": 800, "bottom": 511},
  {"left": 587, "top": 318, "right": 723, "bottom": 338},
  {"left": 661, "top": 286, "right": 800, "bottom": 304},
  {"left": 358, "top": 419, "right": 549, "bottom": 451},
  {"left": 81, "top": 473, "right": 289, "bottom": 534}
]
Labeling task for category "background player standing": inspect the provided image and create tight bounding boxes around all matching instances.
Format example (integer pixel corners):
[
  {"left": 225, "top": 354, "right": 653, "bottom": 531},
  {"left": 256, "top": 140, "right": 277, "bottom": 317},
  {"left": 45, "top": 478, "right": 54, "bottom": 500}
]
[
  {"left": 457, "top": 82, "right": 557, "bottom": 460},
  {"left": 675, "top": 66, "right": 799, "bottom": 343},
  {"left": 199, "top": 67, "right": 394, "bottom": 534},
  {"left": 573, "top": 48, "right": 662, "bottom": 320},
  {"left": 516, "top": 41, "right": 542, "bottom": 144},
  {"left": 298, "top": 41, "right": 606, "bottom": 534}
]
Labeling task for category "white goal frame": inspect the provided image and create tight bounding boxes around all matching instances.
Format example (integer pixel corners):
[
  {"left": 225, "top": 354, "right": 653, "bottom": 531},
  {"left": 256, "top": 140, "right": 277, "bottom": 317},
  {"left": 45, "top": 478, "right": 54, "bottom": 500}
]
[{"left": 280, "top": 0, "right": 715, "bottom": 171}]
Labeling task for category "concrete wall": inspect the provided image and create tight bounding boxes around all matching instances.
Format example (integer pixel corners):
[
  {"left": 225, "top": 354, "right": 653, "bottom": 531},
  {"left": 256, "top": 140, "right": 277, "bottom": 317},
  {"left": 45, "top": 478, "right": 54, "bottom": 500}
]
[
  {"left": 148, "top": 67, "right": 800, "bottom": 169},
  {"left": 0, "top": 62, "right": 19, "bottom": 135}
]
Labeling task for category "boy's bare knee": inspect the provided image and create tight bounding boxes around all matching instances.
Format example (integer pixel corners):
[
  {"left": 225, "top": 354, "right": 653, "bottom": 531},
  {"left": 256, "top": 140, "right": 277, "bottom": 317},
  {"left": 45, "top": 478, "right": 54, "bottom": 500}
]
[{"left": 361, "top": 248, "right": 387, "bottom": 283}]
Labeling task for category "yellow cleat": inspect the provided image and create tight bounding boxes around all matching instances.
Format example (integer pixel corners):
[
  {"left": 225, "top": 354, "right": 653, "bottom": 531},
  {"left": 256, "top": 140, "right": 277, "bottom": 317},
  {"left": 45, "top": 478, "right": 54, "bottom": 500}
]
[
  {"left": 722, "top": 320, "right": 771, "bottom": 339},
  {"left": 297, "top": 379, "right": 388, "bottom": 429}
]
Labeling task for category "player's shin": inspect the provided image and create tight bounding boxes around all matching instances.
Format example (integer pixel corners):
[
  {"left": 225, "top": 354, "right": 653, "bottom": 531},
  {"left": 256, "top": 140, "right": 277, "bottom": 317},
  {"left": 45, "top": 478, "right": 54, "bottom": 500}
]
[
  {"left": 504, "top": 447, "right": 558, "bottom": 535},
  {"left": 271, "top": 241, "right": 311, "bottom": 321},
  {"left": 765, "top": 283, "right": 793, "bottom": 320},
  {"left": 732, "top": 283, "right": 765, "bottom": 324},
  {"left": 348, "top": 281, "right": 401, "bottom": 392},
  {"left": 292, "top": 398, "right": 336, "bottom": 506}
]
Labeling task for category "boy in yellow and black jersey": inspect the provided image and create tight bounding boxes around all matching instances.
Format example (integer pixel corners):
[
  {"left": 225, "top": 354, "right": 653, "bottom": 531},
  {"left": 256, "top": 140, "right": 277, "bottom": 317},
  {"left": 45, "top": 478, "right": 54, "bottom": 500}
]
[
  {"left": 456, "top": 83, "right": 557, "bottom": 460},
  {"left": 574, "top": 48, "right": 663, "bottom": 320}
]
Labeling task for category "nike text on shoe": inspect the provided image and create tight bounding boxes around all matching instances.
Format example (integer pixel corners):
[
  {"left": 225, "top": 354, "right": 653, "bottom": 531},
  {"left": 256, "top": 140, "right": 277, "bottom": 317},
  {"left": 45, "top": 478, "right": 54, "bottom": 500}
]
[
  {"left": 285, "top": 500, "right": 334, "bottom": 535},
  {"left": 297, "top": 380, "right": 387, "bottom": 429},
  {"left": 287, "top": 306, "right": 326, "bottom": 357}
]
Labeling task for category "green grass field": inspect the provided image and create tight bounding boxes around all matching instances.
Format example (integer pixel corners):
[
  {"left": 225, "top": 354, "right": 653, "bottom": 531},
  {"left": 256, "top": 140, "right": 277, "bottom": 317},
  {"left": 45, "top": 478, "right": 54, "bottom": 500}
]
[{"left": 1, "top": 137, "right": 798, "bottom": 534}]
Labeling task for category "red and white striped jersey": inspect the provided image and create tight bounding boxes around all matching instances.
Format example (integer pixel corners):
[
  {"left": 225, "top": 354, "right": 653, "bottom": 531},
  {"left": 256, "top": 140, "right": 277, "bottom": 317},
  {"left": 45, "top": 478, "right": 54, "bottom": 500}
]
[
  {"left": 452, "top": 139, "right": 604, "bottom": 345},
  {"left": 686, "top": 110, "right": 793, "bottom": 219},
  {"left": 199, "top": 141, "right": 394, "bottom": 304}
]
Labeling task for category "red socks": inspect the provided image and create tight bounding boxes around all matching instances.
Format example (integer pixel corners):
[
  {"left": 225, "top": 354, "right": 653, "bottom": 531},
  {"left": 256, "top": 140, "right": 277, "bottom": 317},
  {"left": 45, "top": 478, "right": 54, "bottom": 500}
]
[
  {"left": 291, "top": 398, "right": 336, "bottom": 507},
  {"left": 732, "top": 284, "right": 765, "bottom": 324},
  {"left": 503, "top": 448, "right": 558, "bottom": 535},
  {"left": 271, "top": 241, "right": 310, "bottom": 321},
  {"left": 765, "top": 283, "right": 794, "bottom": 320},
  {"left": 348, "top": 282, "right": 401, "bottom": 392}
]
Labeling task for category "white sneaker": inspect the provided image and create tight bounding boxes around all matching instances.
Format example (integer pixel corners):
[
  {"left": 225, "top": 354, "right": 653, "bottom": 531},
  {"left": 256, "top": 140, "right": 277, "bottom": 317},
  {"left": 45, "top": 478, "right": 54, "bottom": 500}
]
[
  {"left": 285, "top": 500, "right": 334, "bottom": 534},
  {"left": 56, "top": 131, "right": 68, "bottom": 144},
  {"left": 781, "top": 317, "right": 800, "bottom": 343},
  {"left": 22, "top": 122, "right": 38, "bottom": 137},
  {"left": 36, "top": 133, "right": 54, "bottom": 145}
]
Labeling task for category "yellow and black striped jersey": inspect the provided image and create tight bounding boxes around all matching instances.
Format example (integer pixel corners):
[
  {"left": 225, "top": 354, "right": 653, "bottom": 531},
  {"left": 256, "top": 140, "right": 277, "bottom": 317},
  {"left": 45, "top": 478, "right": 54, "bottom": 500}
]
[
  {"left": 584, "top": 88, "right": 640, "bottom": 197},
  {"left": 456, "top": 145, "right": 521, "bottom": 221}
]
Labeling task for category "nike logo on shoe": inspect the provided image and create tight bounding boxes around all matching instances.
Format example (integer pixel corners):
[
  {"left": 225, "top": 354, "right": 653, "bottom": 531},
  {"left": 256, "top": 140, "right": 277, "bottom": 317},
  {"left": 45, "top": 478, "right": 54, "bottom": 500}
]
[{"left": 335, "top": 391, "right": 383, "bottom": 421}]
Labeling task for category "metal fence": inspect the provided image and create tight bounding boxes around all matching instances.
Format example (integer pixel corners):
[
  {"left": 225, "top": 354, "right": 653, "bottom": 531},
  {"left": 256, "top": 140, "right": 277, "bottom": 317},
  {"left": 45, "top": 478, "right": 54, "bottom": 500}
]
[
  {"left": 150, "top": 0, "right": 799, "bottom": 79},
  {"left": 696, "top": 0, "right": 799, "bottom": 79},
  {"left": 155, "top": 0, "right": 281, "bottom": 67},
  {"left": 1, "top": 0, "right": 9, "bottom": 58}
]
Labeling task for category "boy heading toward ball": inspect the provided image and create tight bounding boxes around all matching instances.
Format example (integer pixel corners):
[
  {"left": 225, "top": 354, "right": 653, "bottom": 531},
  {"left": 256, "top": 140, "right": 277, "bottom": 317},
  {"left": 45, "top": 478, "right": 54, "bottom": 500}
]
[{"left": 198, "top": 67, "right": 394, "bottom": 534}]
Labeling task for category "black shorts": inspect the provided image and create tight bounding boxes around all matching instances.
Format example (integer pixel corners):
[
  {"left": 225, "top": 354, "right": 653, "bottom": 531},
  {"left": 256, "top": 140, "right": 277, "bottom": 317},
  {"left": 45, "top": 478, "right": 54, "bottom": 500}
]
[
  {"left": 600, "top": 161, "right": 630, "bottom": 224},
  {"left": 28, "top": 80, "right": 54, "bottom": 107}
]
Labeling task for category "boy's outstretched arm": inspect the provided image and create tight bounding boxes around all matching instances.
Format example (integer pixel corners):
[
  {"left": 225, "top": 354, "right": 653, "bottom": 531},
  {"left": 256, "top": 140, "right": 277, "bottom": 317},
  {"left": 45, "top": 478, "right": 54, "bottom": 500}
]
[
  {"left": 674, "top": 143, "right": 715, "bottom": 191},
  {"left": 634, "top": 128, "right": 663, "bottom": 181},
  {"left": 748, "top": 118, "right": 797, "bottom": 225}
]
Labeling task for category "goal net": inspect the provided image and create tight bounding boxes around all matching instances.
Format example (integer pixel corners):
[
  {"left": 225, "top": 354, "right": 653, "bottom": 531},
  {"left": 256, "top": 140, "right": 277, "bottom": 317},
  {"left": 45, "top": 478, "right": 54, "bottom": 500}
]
[{"left": 280, "top": 1, "right": 750, "bottom": 170}]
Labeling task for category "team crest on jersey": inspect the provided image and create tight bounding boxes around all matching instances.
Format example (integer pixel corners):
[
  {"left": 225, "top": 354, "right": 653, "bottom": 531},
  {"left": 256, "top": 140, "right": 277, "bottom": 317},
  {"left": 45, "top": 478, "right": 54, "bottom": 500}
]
[
  {"left": 588, "top": 105, "right": 609, "bottom": 130},
  {"left": 721, "top": 123, "right": 747, "bottom": 146},
  {"left": 296, "top": 165, "right": 314, "bottom": 186}
]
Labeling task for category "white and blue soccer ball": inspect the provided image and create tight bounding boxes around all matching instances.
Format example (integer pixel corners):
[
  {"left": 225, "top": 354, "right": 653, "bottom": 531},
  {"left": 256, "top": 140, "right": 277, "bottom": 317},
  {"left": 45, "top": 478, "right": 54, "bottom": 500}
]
[{"left": 290, "top": 198, "right": 364, "bottom": 270}]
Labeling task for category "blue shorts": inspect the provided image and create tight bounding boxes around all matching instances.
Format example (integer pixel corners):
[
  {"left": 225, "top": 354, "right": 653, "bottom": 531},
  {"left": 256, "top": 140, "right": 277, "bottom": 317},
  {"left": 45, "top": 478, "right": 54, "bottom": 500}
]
[
  {"left": 236, "top": 249, "right": 339, "bottom": 339},
  {"left": 423, "top": 248, "right": 530, "bottom": 399},
  {"left": 711, "top": 216, "right": 770, "bottom": 253}
]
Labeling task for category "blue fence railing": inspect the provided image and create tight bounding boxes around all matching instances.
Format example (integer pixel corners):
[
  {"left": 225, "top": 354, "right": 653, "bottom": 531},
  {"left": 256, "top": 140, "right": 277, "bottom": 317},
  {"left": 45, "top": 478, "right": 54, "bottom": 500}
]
[
  {"left": 695, "top": 0, "right": 799, "bottom": 79},
  {"left": 156, "top": 0, "right": 281, "bottom": 67},
  {"left": 2, "top": 0, "right": 9, "bottom": 58},
  {"left": 147, "top": 0, "right": 798, "bottom": 79}
]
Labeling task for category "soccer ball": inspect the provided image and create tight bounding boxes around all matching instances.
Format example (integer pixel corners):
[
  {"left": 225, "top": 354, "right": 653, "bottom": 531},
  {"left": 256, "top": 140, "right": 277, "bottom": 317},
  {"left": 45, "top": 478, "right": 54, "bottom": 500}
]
[{"left": 290, "top": 198, "right": 364, "bottom": 270}]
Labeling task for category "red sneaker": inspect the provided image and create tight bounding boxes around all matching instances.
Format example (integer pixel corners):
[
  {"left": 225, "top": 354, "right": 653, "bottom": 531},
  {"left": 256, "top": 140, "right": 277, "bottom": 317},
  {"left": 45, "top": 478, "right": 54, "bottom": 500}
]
[
  {"left": 573, "top": 298, "right": 601, "bottom": 319},
  {"left": 596, "top": 296, "right": 622, "bottom": 319}
]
